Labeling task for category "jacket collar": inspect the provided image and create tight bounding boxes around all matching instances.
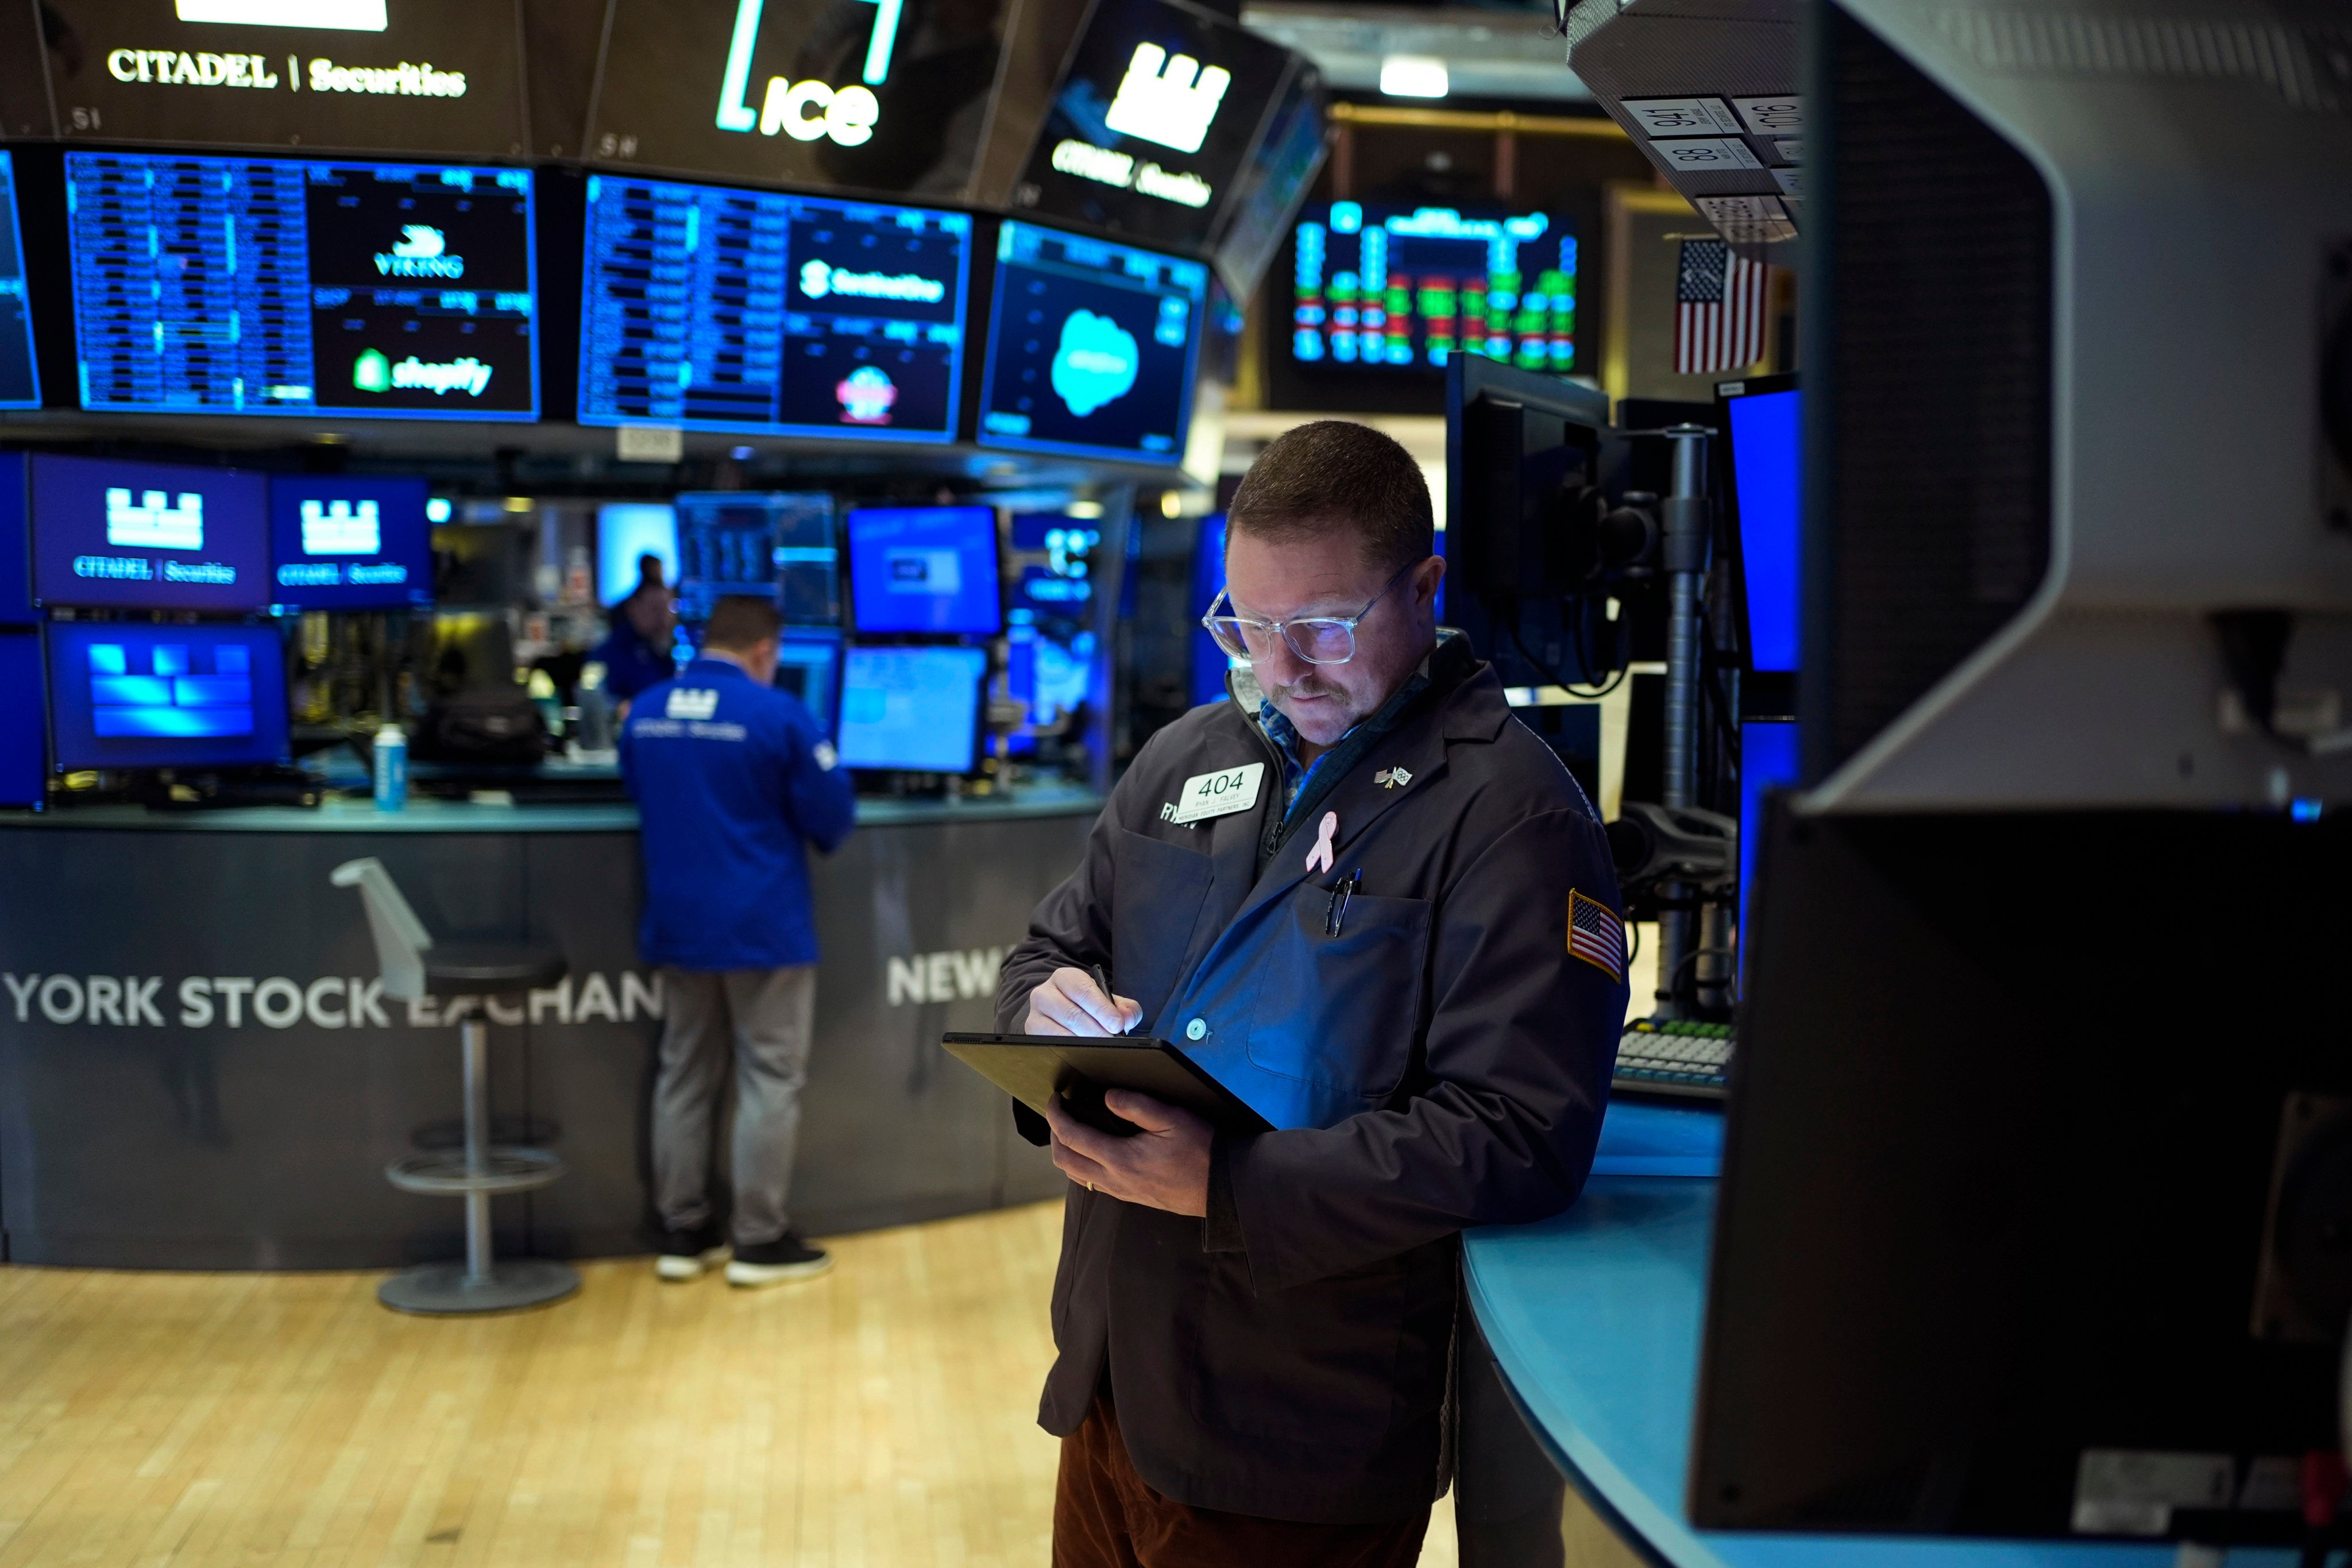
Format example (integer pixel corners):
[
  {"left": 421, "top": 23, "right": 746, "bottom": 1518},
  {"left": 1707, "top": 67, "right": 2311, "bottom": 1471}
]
[{"left": 683, "top": 655, "right": 755, "bottom": 682}]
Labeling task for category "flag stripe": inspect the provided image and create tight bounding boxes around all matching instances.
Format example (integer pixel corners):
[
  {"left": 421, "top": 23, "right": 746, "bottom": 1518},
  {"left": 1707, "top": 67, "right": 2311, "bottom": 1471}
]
[
  {"left": 1674, "top": 240, "right": 1770, "bottom": 375},
  {"left": 1567, "top": 890, "right": 1626, "bottom": 980}
]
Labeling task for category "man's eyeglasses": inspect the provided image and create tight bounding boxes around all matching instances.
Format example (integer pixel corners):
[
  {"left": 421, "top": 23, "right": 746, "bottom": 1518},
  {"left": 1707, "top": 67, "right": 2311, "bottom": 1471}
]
[{"left": 1200, "top": 560, "right": 1423, "bottom": 667}]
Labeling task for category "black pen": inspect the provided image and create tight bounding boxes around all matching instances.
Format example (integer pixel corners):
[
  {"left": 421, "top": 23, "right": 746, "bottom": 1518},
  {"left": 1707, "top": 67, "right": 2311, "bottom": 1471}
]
[
  {"left": 1088, "top": 961, "right": 1127, "bottom": 1033},
  {"left": 1326, "top": 868, "right": 1362, "bottom": 937}
]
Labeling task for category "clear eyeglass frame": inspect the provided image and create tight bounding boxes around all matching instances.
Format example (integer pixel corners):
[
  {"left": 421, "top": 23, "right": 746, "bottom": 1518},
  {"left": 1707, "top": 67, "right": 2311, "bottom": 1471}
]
[{"left": 1199, "top": 559, "right": 1422, "bottom": 667}]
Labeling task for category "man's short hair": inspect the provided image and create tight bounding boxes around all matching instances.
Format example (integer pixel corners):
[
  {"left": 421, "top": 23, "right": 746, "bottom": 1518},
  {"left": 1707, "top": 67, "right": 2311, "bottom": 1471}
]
[
  {"left": 1227, "top": 420, "right": 1434, "bottom": 576},
  {"left": 702, "top": 594, "right": 782, "bottom": 651}
]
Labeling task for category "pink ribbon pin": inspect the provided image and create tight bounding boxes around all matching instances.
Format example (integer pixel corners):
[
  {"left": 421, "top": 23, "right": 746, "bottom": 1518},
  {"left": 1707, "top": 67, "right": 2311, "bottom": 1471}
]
[{"left": 1304, "top": 810, "right": 1339, "bottom": 875}]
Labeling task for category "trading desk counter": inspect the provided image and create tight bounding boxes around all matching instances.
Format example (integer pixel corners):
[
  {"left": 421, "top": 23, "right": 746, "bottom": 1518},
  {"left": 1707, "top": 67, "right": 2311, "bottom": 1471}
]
[
  {"left": 1461, "top": 1105, "right": 2297, "bottom": 1567},
  {"left": 0, "top": 789, "right": 1098, "bottom": 1269}
]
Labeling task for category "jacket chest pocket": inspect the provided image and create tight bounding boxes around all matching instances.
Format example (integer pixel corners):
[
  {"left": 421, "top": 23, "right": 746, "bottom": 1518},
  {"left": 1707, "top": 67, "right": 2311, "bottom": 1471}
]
[
  {"left": 1109, "top": 827, "right": 1214, "bottom": 1036},
  {"left": 1237, "top": 884, "right": 1432, "bottom": 1112}
]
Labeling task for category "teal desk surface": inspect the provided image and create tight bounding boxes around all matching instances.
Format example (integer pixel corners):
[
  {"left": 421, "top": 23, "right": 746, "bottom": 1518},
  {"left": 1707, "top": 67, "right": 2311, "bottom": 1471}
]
[
  {"left": 0, "top": 783, "right": 1103, "bottom": 835},
  {"left": 1467, "top": 1103, "right": 2296, "bottom": 1568}
]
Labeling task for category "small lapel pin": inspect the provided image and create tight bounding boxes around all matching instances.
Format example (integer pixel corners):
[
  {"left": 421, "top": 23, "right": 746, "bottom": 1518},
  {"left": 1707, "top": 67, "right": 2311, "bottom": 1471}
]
[
  {"left": 1304, "top": 810, "right": 1338, "bottom": 875},
  {"left": 1377, "top": 766, "right": 1413, "bottom": 790}
]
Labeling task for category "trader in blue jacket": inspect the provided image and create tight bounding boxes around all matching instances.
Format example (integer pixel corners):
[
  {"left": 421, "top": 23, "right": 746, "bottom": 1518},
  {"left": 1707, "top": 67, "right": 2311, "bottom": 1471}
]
[{"left": 620, "top": 594, "right": 858, "bottom": 1287}]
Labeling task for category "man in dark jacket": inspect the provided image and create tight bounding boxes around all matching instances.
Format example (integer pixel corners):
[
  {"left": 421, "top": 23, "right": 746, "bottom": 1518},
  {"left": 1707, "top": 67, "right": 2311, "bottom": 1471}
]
[
  {"left": 621, "top": 594, "right": 858, "bottom": 1288},
  {"left": 995, "top": 420, "right": 1628, "bottom": 1565}
]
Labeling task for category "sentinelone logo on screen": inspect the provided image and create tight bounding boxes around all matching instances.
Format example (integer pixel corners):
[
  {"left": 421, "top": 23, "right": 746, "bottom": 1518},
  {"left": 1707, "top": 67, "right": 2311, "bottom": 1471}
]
[{"left": 797, "top": 260, "right": 944, "bottom": 304}]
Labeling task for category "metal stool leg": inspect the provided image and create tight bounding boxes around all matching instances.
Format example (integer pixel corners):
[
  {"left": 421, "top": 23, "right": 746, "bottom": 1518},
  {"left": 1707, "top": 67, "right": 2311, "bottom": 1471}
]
[{"left": 379, "top": 1013, "right": 580, "bottom": 1316}]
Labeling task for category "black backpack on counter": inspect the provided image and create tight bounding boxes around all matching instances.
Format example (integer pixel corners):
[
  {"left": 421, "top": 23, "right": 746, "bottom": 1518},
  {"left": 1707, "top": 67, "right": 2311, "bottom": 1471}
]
[{"left": 414, "top": 686, "right": 549, "bottom": 764}]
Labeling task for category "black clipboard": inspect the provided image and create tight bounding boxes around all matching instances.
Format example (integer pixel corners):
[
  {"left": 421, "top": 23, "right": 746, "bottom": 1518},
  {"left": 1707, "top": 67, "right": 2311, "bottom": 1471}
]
[{"left": 942, "top": 1032, "right": 1274, "bottom": 1138}]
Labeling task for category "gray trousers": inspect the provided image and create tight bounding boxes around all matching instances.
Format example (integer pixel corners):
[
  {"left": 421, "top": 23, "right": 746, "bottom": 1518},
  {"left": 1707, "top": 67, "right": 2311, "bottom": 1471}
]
[{"left": 652, "top": 964, "right": 816, "bottom": 1246}]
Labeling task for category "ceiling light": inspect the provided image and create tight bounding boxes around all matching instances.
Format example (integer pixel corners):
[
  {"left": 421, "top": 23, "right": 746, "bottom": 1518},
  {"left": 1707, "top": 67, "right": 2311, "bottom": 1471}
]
[{"left": 1380, "top": 55, "right": 1449, "bottom": 98}]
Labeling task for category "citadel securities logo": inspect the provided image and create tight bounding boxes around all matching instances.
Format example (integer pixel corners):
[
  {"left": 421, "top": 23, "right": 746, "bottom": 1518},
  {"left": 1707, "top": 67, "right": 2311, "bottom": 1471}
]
[
  {"left": 376, "top": 225, "right": 464, "bottom": 279},
  {"left": 713, "top": 0, "right": 897, "bottom": 148},
  {"left": 1, "top": 970, "right": 664, "bottom": 1030},
  {"left": 1103, "top": 43, "right": 1230, "bottom": 155},
  {"left": 106, "top": 487, "right": 204, "bottom": 550}
]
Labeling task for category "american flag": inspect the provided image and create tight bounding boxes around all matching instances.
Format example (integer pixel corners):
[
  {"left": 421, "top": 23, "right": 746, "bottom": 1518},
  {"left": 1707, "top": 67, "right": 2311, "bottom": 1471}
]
[
  {"left": 1674, "top": 238, "right": 1769, "bottom": 376},
  {"left": 1567, "top": 890, "right": 1626, "bottom": 982}
]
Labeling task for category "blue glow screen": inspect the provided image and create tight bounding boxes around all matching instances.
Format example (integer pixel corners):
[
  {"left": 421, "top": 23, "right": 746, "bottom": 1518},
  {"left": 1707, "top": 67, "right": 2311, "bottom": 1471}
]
[
  {"left": 836, "top": 644, "right": 986, "bottom": 773},
  {"left": 579, "top": 176, "right": 970, "bottom": 442},
  {"left": 0, "top": 451, "right": 30, "bottom": 625},
  {"left": 47, "top": 621, "right": 289, "bottom": 772},
  {"left": 31, "top": 454, "right": 270, "bottom": 612},
  {"left": 774, "top": 629, "right": 842, "bottom": 740},
  {"left": 1727, "top": 387, "right": 1800, "bottom": 673},
  {"left": 1739, "top": 719, "right": 1801, "bottom": 937},
  {"left": 268, "top": 475, "right": 433, "bottom": 612},
  {"left": 0, "top": 634, "right": 43, "bottom": 805},
  {"left": 0, "top": 153, "right": 40, "bottom": 409},
  {"left": 978, "top": 222, "right": 1206, "bottom": 465},
  {"left": 846, "top": 507, "right": 1001, "bottom": 635},
  {"left": 67, "top": 152, "right": 537, "bottom": 420}
]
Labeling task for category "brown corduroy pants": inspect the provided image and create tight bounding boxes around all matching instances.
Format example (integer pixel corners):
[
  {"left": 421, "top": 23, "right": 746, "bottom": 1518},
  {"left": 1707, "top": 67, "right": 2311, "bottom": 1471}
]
[{"left": 1052, "top": 1396, "right": 1431, "bottom": 1568}]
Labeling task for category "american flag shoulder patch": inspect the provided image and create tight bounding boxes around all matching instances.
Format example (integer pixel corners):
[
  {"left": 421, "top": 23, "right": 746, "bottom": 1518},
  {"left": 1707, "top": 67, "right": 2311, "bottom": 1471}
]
[{"left": 1567, "top": 890, "right": 1627, "bottom": 982}]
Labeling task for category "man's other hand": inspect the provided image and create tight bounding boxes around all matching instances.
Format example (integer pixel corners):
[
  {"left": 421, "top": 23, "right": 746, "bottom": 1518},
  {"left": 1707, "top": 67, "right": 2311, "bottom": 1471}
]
[
  {"left": 1044, "top": 1090, "right": 1211, "bottom": 1218},
  {"left": 1024, "top": 968, "right": 1142, "bottom": 1036}
]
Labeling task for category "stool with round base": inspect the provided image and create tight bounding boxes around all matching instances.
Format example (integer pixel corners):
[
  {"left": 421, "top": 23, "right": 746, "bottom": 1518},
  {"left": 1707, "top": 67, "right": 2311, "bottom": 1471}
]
[{"left": 330, "top": 859, "right": 582, "bottom": 1318}]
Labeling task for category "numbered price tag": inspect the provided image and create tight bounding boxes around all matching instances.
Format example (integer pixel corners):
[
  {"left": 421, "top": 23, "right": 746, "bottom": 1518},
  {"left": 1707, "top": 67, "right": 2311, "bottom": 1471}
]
[
  {"left": 1652, "top": 137, "right": 1763, "bottom": 173},
  {"left": 1171, "top": 762, "right": 1266, "bottom": 824},
  {"left": 1620, "top": 97, "right": 1742, "bottom": 137},
  {"left": 1735, "top": 95, "right": 1803, "bottom": 135}
]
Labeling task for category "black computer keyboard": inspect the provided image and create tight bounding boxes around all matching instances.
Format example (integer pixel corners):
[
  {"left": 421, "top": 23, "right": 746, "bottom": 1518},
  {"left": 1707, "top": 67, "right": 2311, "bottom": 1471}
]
[{"left": 1612, "top": 1018, "right": 1733, "bottom": 1100}]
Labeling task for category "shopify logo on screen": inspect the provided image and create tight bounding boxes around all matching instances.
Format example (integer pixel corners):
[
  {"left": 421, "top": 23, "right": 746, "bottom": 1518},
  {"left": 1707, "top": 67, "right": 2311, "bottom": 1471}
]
[
  {"left": 1052, "top": 311, "right": 1138, "bottom": 418},
  {"left": 299, "top": 498, "right": 380, "bottom": 556},
  {"left": 353, "top": 350, "right": 493, "bottom": 397},
  {"left": 713, "top": 0, "right": 899, "bottom": 146},
  {"left": 106, "top": 488, "right": 204, "bottom": 550},
  {"left": 1104, "top": 43, "right": 1230, "bottom": 156},
  {"left": 374, "top": 226, "right": 464, "bottom": 279}
]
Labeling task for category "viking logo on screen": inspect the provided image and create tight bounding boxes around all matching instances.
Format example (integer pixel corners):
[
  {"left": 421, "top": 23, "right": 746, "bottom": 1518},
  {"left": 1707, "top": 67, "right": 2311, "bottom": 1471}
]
[
  {"left": 352, "top": 350, "right": 493, "bottom": 396},
  {"left": 375, "top": 226, "right": 464, "bottom": 279},
  {"left": 1104, "top": 43, "right": 1230, "bottom": 155},
  {"left": 798, "top": 260, "right": 945, "bottom": 305}
]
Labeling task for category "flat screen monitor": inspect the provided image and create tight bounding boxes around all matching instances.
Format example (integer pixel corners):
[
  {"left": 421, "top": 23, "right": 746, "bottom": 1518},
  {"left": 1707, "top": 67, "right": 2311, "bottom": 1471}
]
[
  {"left": 30, "top": 454, "right": 271, "bottom": 612},
  {"left": 267, "top": 474, "right": 432, "bottom": 611},
  {"left": 597, "top": 503, "right": 679, "bottom": 607},
  {"left": 584, "top": 0, "right": 1006, "bottom": 199},
  {"left": 846, "top": 505, "right": 1000, "bottom": 634},
  {"left": 0, "top": 451, "right": 30, "bottom": 625},
  {"left": 0, "top": 633, "right": 43, "bottom": 806},
  {"left": 47, "top": 620, "right": 289, "bottom": 772},
  {"left": 28, "top": 0, "right": 529, "bottom": 156},
  {"left": 67, "top": 151, "right": 538, "bottom": 420},
  {"left": 578, "top": 176, "right": 971, "bottom": 441},
  {"left": 774, "top": 628, "right": 842, "bottom": 739},
  {"left": 1722, "top": 376, "right": 1799, "bottom": 674},
  {"left": 1284, "top": 202, "right": 1575, "bottom": 397},
  {"left": 672, "top": 491, "right": 839, "bottom": 626},
  {"left": 1014, "top": 0, "right": 1293, "bottom": 249},
  {"left": 0, "top": 152, "right": 39, "bottom": 408},
  {"left": 978, "top": 222, "right": 1207, "bottom": 465},
  {"left": 836, "top": 643, "right": 986, "bottom": 773}
]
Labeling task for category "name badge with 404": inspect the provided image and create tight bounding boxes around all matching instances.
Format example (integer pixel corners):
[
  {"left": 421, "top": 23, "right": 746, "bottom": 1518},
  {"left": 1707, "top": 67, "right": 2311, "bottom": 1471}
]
[{"left": 1171, "top": 763, "right": 1265, "bottom": 824}]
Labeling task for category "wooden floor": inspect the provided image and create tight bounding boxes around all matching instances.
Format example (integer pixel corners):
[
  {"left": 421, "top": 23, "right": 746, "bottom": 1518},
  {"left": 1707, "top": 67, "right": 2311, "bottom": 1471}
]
[{"left": 0, "top": 1202, "right": 1459, "bottom": 1567}]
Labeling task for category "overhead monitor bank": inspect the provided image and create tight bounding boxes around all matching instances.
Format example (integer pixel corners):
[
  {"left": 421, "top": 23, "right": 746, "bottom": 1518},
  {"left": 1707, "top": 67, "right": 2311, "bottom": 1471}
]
[
  {"left": 29, "top": 0, "right": 532, "bottom": 156},
  {"left": 65, "top": 152, "right": 538, "bottom": 420},
  {"left": 578, "top": 174, "right": 970, "bottom": 441}
]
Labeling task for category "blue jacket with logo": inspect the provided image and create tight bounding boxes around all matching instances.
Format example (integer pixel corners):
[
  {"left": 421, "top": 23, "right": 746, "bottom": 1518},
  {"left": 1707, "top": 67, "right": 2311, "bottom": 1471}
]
[{"left": 619, "top": 656, "right": 857, "bottom": 971}]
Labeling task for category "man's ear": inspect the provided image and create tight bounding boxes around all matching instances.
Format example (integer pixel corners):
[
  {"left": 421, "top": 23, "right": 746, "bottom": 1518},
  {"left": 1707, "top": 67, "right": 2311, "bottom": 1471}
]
[{"left": 1416, "top": 553, "right": 1447, "bottom": 607}]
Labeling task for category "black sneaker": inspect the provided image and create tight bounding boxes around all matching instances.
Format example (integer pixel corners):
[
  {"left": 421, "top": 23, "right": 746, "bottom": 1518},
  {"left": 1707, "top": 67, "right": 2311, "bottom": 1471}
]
[
  {"left": 655, "top": 1223, "right": 729, "bottom": 1282},
  {"left": 725, "top": 1233, "right": 833, "bottom": 1288}
]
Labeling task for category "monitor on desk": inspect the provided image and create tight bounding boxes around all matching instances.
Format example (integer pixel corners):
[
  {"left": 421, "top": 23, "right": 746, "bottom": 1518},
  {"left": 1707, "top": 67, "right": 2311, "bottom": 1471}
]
[
  {"left": 268, "top": 475, "right": 433, "bottom": 613},
  {"left": 977, "top": 221, "right": 1207, "bottom": 465},
  {"left": 836, "top": 644, "right": 986, "bottom": 773},
  {"left": 65, "top": 152, "right": 537, "bottom": 420},
  {"left": 846, "top": 506, "right": 1001, "bottom": 635},
  {"left": 774, "top": 628, "right": 842, "bottom": 740},
  {"left": 1720, "top": 374, "right": 1799, "bottom": 676},
  {"left": 45, "top": 620, "right": 289, "bottom": 773},
  {"left": 30, "top": 454, "right": 270, "bottom": 613}
]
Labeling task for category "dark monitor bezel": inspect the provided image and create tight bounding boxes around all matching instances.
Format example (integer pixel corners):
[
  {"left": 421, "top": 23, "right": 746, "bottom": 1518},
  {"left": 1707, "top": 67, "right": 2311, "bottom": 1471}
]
[
  {"left": 835, "top": 640, "right": 990, "bottom": 776},
  {"left": 843, "top": 504, "right": 1004, "bottom": 637}
]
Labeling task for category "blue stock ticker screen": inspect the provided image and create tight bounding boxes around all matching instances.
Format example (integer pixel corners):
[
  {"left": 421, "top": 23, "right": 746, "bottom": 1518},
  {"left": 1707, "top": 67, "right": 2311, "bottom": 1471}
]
[
  {"left": 0, "top": 153, "right": 40, "bottom": 409},
  {"left": 268, "top": 474, "right": 434, "bottom": 612},
  {"left": 579, "top": 176, "right": 971, "bottom": 442},
  {"left": 30, "top": 454, "right": 270, "bottom": 613},
  {"left": 46, "top": 620, "right": 290, "bottom": 773},
  {"left": 1289, "top": 202, "right": 1575, "bottom": 373},
  {"left": 66, "top": 152, "right": 538, "bottom": 420},
  {"left": 978, "top": 221, "right": 1207, "bottom": 464}
]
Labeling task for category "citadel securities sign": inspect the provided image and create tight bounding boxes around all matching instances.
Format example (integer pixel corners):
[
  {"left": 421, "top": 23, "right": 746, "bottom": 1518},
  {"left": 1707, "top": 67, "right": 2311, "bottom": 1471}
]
[{"left": 1, "top": 969, "right": 664, "bottom": 1029}]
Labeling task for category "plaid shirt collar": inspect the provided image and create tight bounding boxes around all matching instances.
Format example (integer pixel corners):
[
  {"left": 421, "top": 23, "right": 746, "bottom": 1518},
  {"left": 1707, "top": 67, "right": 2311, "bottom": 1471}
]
[{"left": 1231, "top": 628, "right": 1461, "bottom": 814}]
